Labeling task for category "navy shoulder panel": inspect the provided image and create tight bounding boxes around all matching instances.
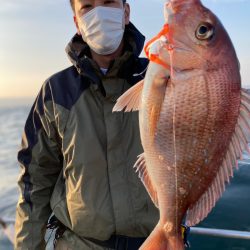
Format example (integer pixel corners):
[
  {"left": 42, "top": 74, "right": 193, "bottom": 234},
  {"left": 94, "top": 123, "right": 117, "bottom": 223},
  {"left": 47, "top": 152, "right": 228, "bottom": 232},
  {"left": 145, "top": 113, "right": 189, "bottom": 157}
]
[{"left": 45, "top": 65, "right": 90, "bottom": 110}]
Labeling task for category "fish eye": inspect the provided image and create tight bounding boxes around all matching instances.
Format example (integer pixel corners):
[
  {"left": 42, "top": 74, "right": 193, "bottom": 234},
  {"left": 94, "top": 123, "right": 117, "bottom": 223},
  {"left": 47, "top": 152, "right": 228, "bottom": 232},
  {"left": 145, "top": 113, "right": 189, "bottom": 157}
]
[{"left": 195, "top": 22, "right": 214, "bottom": 41}]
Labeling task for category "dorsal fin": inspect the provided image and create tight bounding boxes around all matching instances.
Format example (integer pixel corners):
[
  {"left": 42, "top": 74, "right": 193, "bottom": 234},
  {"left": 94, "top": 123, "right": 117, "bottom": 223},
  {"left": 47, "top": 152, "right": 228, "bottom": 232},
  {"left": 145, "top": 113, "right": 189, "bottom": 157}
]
[
  {"left": 133, "top": 153, "right": 159, "bottom": 208},
  {"left": 112, "top": 80, "right": 144, "bottom": 112},
  {"left": 186, "top": 88, "right": 250, "bottom": 226}
]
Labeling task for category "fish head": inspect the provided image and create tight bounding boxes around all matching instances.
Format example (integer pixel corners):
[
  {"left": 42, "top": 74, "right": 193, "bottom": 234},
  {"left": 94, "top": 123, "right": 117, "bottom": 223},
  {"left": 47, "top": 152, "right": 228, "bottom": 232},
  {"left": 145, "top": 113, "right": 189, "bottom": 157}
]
[{"left": 156, "top": 0, "right": 240, "bottom": 73}]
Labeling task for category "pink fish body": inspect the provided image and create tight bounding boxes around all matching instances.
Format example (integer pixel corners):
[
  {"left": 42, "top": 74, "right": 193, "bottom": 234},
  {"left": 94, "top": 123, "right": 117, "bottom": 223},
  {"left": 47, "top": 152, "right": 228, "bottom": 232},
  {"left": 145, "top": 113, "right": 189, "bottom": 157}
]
[{"left": 114, "top": 0, "right": 250, "bottom": 249}]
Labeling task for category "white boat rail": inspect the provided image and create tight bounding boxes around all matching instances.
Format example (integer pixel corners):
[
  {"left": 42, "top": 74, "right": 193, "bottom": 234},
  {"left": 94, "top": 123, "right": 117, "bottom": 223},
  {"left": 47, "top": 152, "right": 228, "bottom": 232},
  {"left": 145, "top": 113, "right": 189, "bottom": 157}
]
[{"left": 190, "top": 227, "right": 250, "bottom": 240}]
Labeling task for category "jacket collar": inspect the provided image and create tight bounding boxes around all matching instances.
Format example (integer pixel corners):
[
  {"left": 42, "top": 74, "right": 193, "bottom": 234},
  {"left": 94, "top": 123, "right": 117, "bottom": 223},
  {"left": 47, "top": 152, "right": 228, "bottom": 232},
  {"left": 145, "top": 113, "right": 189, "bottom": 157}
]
[{"left": 66, "top": 22, "right": 145, "bottom": 76}]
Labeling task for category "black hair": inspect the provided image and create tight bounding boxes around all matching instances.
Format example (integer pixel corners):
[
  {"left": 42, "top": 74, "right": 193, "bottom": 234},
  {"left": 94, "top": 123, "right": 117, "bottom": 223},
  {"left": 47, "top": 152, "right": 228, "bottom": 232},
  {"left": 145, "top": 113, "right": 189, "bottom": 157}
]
[{"left": 70, "top": 0, "right": 126, "bottom": 12}]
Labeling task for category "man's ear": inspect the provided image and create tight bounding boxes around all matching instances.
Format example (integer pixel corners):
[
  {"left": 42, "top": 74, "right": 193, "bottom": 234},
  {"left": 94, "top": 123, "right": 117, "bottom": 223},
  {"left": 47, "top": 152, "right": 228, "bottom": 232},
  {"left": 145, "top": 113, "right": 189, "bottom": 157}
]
[
  {"left": 74, "top": 16, "right": 81, "bottom": 35},
  {"left": 124, "top": 3, "right": 130, "bottom": 25}
]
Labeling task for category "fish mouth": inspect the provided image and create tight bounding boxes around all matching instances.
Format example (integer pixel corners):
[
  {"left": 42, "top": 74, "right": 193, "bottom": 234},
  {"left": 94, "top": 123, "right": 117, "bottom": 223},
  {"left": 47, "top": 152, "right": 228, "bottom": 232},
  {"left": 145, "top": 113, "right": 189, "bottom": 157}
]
[
  {"left": 157, "top": 37, "right": 195, "bottom": 72},
  {"left": 160, "top": 35, "right": 192, "bottom": 53},
  {"left": 144, "top": 20, "right": 204, "bottom": 73},
  {"left": 150, "top": 34, "right": 207, "bottom": 74}
]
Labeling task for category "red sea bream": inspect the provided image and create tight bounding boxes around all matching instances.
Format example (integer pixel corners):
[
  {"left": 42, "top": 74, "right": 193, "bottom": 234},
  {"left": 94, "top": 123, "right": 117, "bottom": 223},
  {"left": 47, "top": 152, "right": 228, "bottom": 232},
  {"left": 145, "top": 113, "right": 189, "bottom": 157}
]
[{"left": 113, "top": 0, "right": 250, "bottom": 249}]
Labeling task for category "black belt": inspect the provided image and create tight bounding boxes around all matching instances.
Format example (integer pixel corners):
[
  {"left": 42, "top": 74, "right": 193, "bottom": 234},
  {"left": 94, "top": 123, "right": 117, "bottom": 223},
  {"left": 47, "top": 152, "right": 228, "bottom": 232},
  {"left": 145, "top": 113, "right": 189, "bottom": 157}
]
[
  {"left": 84, "top": 235, "right": 146, "bottom": 250},
  {"left": 47, "top": 215, "right": 146, "bottom": 250}
]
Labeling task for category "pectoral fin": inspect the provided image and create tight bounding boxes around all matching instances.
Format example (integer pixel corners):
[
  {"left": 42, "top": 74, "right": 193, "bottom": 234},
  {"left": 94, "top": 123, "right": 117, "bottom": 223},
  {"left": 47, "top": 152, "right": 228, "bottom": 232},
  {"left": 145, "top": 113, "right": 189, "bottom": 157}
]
[{"left": 112, "top": 80, "right": 144, "bottom": 112}]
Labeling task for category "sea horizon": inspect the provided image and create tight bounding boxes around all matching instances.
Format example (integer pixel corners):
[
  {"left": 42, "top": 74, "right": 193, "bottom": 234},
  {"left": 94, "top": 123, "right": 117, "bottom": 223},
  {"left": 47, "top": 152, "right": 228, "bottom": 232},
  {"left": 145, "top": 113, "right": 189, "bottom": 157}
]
[{"left": 0, "top": 97, "right": 35, "bottom": 108}]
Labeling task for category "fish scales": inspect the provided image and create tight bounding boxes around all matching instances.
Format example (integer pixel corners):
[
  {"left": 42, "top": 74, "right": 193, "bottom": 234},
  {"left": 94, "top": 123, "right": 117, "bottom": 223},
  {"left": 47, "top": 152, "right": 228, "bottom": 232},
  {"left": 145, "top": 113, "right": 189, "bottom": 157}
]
[{"left": 113, "top": 0, "right": 250, "bottom": 249}]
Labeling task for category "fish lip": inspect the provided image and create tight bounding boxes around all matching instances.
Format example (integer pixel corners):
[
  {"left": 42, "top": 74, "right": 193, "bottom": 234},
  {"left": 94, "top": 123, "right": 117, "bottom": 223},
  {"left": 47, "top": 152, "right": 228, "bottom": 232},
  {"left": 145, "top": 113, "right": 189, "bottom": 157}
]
[
  {"left": 158, "top": 39, "right": 194, "bottom": 70},
  {"left": 151, "top": 33, "right": 192, "bottom": 54},
  {"left": 158, "top": 35, "right": 193, "bottom": 54}
]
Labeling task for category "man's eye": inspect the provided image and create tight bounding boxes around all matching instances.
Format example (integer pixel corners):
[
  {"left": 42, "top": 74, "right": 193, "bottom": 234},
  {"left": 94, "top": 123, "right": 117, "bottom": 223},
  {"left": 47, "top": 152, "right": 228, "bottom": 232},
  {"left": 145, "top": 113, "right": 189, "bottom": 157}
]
[
  {"left": 104, "top": 1, "right": 115, "bottom": 4},
  {"left": 82, "top": 4, "right": 92, "bottom": 9}
]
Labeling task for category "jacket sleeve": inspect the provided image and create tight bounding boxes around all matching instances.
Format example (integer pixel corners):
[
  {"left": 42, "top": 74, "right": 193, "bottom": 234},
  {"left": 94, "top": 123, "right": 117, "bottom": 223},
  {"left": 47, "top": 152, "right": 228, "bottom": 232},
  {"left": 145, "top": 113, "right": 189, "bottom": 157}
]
[{"left": 15, "top": 81, "right": 63, "bottom": 250}]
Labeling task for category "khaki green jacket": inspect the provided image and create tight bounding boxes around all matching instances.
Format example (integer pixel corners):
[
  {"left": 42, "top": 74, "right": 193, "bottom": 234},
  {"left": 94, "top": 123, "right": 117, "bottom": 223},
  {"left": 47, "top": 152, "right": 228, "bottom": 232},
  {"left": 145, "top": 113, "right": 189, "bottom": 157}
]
[{"left": 15, "top": 23, "right": 159, "bottom": 250}]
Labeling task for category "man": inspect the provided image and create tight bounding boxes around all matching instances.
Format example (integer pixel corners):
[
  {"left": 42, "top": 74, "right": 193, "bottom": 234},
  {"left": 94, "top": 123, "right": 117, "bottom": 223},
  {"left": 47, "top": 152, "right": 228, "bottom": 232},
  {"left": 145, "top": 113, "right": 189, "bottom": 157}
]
[{"left": 15, "top": 0, "right": 159, "bottom": 249}]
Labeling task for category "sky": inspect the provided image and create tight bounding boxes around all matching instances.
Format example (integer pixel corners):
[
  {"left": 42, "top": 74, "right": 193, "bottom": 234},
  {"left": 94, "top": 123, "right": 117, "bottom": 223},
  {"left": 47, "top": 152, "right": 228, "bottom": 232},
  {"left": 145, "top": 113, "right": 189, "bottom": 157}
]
[{"left": 0, "top": 0, "right": 250, "bottom": 98}]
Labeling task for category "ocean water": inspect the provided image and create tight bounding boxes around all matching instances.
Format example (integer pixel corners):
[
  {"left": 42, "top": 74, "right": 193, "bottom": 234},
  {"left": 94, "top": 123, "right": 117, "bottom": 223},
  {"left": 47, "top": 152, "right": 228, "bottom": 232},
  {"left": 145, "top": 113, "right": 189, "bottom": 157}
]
[
  {"left": 0, "top": 100, "right": 31, "bottom": 250},
  {"left": 0, "top": 99, "right": 250, "bottom": 250}
]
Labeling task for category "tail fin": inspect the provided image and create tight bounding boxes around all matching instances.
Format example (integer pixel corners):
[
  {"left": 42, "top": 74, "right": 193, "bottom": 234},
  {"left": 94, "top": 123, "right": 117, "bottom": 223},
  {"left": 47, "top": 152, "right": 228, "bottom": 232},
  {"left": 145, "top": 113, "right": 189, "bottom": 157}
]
[{"left": 140, "top": 224, "right": 184, "bottom": 250}]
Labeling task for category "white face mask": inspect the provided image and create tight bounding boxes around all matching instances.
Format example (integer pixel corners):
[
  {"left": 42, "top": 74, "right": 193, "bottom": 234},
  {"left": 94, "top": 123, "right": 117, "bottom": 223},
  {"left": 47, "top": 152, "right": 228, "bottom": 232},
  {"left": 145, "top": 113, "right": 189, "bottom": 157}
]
[{"left": 78, "top": 6, "right": 125, "bottom": 55}]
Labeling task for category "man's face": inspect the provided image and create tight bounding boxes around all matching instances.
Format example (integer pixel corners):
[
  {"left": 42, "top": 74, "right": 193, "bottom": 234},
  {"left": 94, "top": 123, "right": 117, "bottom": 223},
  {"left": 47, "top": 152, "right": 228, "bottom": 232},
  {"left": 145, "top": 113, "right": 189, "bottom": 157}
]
[{"left": 73, "top": 0, "right": 130, "bottom": 35}]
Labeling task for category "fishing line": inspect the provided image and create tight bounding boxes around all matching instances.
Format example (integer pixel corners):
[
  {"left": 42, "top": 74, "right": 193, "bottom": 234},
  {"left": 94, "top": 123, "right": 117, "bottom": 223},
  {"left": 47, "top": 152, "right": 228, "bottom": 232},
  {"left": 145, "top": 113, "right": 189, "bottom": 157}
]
[
  {"left": 144, "top": 17, "right": 180, "bottom": 245},
  {"left": 169, "top": 46, "right": 178, "bottom": 247},
  {"left": 133, "top": 65, "right": 149, "bottom": 78}
]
